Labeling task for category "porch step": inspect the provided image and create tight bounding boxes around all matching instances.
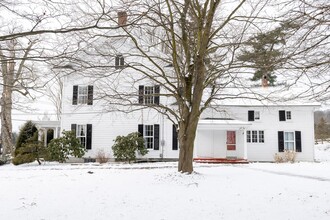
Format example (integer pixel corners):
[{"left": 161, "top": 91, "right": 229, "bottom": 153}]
[{"left": 193, "top": 158, "right": 249, "bottom": 164}]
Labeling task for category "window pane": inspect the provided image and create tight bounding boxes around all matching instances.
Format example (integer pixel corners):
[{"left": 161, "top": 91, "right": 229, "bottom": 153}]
[
  {"left": 285, "top": 142, "right": 294, "bottom": 150},
  {"left": 247, "top": 131, "right": 251, "bottom": 143},
  {"left": 146, "top": 137, "right": 153, "bottom": 149},
  {"left": 285, "top": 132, "right": 294, "bottom": 141},
  {"left": 78, "top": 86, "right": 88, "bottom": 104},
  {"left": 259, "top": 131, "right": 264, "bottom": 143},
  {"left": 286, "top": 111, "right": 291, "bottom": 120},
  {"left": 76, "top": 125, "right": 87, "bottom": 147},
  {"left": 144, "top": 86, "right": 154, "bottom": 104},
  {"left": 80, "top": 137, "right": 86, "bottom": 147},
  {"left": 254, "top": 111, "right": 260, "bottom": 120},
  {"left": 145, "top": 125, "right": 153, "bottom": 136},
  {"left": 252, "top": 131, "right": 258, "bottom": 143}
]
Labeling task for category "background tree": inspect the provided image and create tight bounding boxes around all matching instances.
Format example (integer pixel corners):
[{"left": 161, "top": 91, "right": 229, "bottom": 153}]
[
  {"left": 315, "top": 117, "right": 329, "bottom": 143},
  {"left": 0, "top": 0, "right": 104, "bottom": 158},
  {"left": 12, "top": 132, "right": 45, "bottom": 165},
  {"left": 279, "top": 0, "right": 330, "bottom": 101},
  {"left": 237, "top": 23, "right": 298, "bottom": 86},
  {"left": 15, "top": 120, "right": 38, "bottom": 153},
  {"left": 0, "top": 39, "right": 38, "bottom": 156}
]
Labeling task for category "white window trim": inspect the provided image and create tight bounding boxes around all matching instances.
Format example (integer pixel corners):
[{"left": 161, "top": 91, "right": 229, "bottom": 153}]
[
  {"left": 144, "top": 86, "right": 154, "bottom": 105},
  {"left": 284, "top": 131, "right": 295, "bottom": 150},
  {"left": 247, "top": 130, "right": 264, "bottom": 143},
  {"left": 144, "top": 124, "right": 154, "bottom": 149},
  {"left": 78, "top": 86, "right": 88, "bottom": 104},
  {"left": 76, "top": 124, "right": 87, "bottom": 148},
  {"left": 286, "top": 111, "right": 292, "bottom": 120},
  {"left": 254, "top": 111, "right": 260, "bottom": 120}
]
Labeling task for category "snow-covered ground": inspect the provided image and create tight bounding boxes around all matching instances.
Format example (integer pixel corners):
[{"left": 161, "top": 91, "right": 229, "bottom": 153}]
[
  {"left": 315, "top": 142, "right": 330, "bottom": 162},
  {"left": 0, "top": 145, "right": 329, "bottom": 220}
]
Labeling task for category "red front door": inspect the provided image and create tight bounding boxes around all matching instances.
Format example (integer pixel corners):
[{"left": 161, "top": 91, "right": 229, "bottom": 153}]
[{"left": 227, "top": 131, "right": 236, "bottom": 151}]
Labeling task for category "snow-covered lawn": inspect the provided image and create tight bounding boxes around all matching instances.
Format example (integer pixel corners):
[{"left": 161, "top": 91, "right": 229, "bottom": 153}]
[
  {"left": 315, "top": 142, "right": 330, "bottom": 162},
  {"left": 0, "top": 145, "right": 329, "bottom": 220}
]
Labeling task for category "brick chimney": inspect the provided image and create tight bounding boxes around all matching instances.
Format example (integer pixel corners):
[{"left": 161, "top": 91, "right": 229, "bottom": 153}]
[
  {"left": 262, "top": 74, "right": 268, "bottom": 87},
  {"left": 118, "top": 11, "right": 127, "bottom": 26}
]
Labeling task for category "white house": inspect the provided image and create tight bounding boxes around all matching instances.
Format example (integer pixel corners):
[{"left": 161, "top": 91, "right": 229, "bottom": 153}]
[
  {"left": 58, "top": 70, "right": 319, "bottom": 162},
  {"left": 53, "top": 11, "right": 319, "bottom": 163}
]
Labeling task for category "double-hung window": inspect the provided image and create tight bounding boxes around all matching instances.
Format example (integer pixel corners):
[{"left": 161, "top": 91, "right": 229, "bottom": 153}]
[
  {"left": 144, "top": 86, "right": 154, "bottom": 105},
  {"left": 71, "top": 124, "right": 92, "bottom": 150},
  {"left": 284, "top": 131, "right": 294, "bottom": 150},
  {"left": 138, "top": 85, "right": 160, "bottom": 105},
  {"left": 76, "top": 124, "right": 87, "bottom": 147},
  {"left": 72, "top": 85, "right": 93, "bottom": 105},
  {"left": 278, "top": 131, "right": 301, "bottom": 152},
  {"left": 138, "top": 124, "right": 160, "bottom": 150},
  {"left": 248, "top": 110, "right": 260, "bottom": 121},
  {"left": 144, "top": 125, "right": 154, "bottom": 149},
  {"left": 286, "top": 111, "right": 292, "bottom": 120},
  {"left": 78, "top": 86, "right": 88, "bottom": 104},
  {"left": 279, "top": 110, "right": 292, "bottom": 121}
]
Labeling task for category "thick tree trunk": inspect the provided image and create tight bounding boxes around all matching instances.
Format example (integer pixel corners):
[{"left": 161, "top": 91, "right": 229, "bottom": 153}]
[
  {"left": 0, "top": 68, "right": 13, "bottom": 156},
  {"left": 1, "top": 91, "right": 13, "bottom": 155},
  {"left": 0, "top": 59, "right": 14, "bottom": 157},
  {"left": 178, "top": 56, "right": 205, "bottom": 173},
  {"left": 178, "top": 116, "right": 199, "bottom": 173}
]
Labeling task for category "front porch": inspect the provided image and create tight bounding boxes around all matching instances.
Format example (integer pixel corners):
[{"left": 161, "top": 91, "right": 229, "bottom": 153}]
[
  {"left": 33, "top": 118, "right": 61, "bottom": 147},
  {"left": 194, "top": 157, "right": 249, "bottom": 164},
  {"left": 195, "top": 118, "right": 251, "bottom": 161}
]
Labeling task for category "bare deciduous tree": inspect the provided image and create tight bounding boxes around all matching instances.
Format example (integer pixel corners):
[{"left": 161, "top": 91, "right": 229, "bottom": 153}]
[
  {"left": 69, "top": 0, "right": 275, "bottom": 173},
  {"left": 0, "top": 39, "right": 38, "bottom": 155}
]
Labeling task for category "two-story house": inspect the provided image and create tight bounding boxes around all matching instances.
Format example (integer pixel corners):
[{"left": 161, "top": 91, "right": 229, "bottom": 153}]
[
  {"left": 59, "top": 70, "right": 319, "bottom": 162},
  {"left": 55, "top": 11, "right": 319, "bottom": 162}
]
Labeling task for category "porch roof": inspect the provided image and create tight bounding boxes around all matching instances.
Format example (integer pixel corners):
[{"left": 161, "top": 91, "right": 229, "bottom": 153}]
[
  {"left": 197, "top": 118, "right": 251, "bottom": 130},
  {"left": 32, "top": 120, "right": 60, "bottom": 129}
]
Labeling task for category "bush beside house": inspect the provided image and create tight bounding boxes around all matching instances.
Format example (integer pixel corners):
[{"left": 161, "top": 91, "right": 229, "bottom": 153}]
[{"left": 112, "top": 132, "right": 148, "bottom": 163}]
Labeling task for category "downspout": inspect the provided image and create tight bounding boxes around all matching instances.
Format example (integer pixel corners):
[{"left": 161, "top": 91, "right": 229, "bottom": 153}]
[{"left": 160, "top": 111, "right": 165, "bottom": 160}]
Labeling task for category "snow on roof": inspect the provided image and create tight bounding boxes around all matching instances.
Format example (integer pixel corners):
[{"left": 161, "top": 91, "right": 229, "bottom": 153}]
[
  {"left": 198, "top": 118, "right": 251, "bottom": 130},
  {"left": 208, "top": 85, "right": 321, "bottom": 107}
]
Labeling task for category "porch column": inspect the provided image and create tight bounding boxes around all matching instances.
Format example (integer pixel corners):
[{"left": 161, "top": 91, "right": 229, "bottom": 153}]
[
  {"left": 38, "top": 129, "right": 43, "bottom": 142},
  {"left": 53, "top": 127, "right": 58, "bottom": 139},
  {"left": 44, "top": 128, "right": 48, "bottom": 147},
  {"left": 243, "top": 128, "right": 248, "bottom": 160}
]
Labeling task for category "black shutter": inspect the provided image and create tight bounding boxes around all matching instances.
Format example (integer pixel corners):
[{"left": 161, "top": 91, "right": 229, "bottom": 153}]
[
  {"left": 138, "top": 85, "right": 144, "bottom": 104},
  {"left": 72, "top": 86, "right": 78, "bottom": 105},
  {"left": 87, "top": 85, "right": 93, "bottom": 105},
  {"left": 295, "top": 131, "right": 302, "bottom": 152},
  {"left": 120, "top": 56, "right": 124, "bottom": 66},
  {"left": 248, "top": 111, "right": 254, "bottom": 121},
  {"left": 279, "top": 110, "right": 286, "bottom": 121},
  {"left": 154, "top": 85, "right": 160, "bottom": 105},
  {"left": 172, "top": 124, "right": 178, "bottom": 150},
  {"left": 138, "top": 124, "right": 144, "bottom": 137},
  {"left": 278, "top": 131, "right": 284, "bottom": 152},
  {"left": 154, "top": 124, "right": 160, "bottom": 150},
  {"left": 86, "top": 124, "right": 92, "bottom": 150},
  {"left": 71, "top": 124, "right": 77, "bottom": 136}
]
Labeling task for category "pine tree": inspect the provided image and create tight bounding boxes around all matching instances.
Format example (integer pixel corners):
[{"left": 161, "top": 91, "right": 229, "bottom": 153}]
[
  {"left": 238, "top": 23, "right": 298, "bottom": 86},
  {"left": 15, "top": 121, "right": 38, "bottom": 153},
  {"left": 316, "top": 117, "right": 329, "bottom": 143}
]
